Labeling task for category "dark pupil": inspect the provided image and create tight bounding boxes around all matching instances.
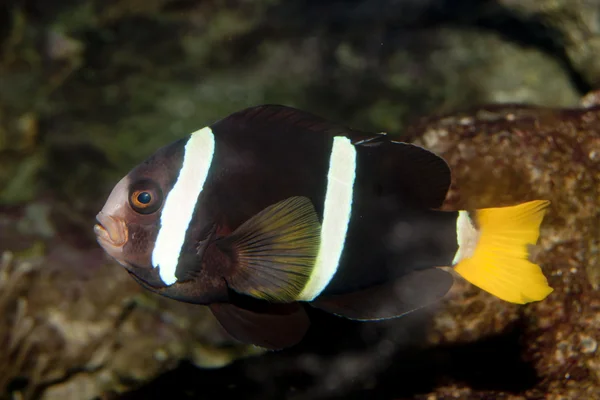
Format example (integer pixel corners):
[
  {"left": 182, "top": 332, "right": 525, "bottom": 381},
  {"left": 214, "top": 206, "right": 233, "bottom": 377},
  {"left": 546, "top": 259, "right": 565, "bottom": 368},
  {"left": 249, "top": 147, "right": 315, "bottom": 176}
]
[{"left": 137, "top": 192, "right": 152, "bottom": 204}]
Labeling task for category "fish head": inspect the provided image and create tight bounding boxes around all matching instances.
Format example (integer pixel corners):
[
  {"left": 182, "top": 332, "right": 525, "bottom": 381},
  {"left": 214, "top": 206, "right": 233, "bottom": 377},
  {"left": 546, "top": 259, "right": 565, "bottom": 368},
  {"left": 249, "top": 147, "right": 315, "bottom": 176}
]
[
  {"left": 94, "top": 174, "right": 164, "bottom": 269},
  {"left": 94, "top": 139, "right": 187, "bottom": 277}
]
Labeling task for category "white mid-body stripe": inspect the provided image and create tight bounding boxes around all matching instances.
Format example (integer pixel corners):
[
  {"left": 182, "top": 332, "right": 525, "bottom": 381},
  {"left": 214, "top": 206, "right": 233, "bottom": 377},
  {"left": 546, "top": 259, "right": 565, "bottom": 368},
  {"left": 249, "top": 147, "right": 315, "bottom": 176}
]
[
  {"left": 298, "top": 136, "right": 357, "bottom": 301},
  {"left": 152, "top": 127, "right": 215, "bottom": 285}
]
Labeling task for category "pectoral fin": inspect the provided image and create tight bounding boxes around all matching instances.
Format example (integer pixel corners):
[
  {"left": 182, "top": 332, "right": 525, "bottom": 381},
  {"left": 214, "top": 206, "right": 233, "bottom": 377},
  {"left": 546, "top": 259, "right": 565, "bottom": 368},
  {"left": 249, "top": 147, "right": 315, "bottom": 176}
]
[
  {"left": 209, "top": 301, "right": 310, "bottom": 350},
  {"left": 218, "top": 196, "right": 321, "bottom": 303},
  {"left": 310, "top": 268, "right": 453, "bottom": 321}
]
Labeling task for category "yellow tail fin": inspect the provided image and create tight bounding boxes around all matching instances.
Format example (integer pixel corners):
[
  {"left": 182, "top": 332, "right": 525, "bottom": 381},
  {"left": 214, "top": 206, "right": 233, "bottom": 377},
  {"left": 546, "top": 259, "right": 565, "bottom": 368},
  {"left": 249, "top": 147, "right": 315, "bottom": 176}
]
[{"left": 454, "top": 200, "right": 553, "bottom": 304}]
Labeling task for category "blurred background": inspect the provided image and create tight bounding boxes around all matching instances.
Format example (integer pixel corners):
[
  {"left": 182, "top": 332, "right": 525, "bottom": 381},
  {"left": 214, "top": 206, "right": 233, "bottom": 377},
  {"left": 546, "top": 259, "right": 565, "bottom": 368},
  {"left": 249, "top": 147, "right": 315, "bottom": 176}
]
[{"left": 0, "top": 0, "right": 599, "bottom": 399}]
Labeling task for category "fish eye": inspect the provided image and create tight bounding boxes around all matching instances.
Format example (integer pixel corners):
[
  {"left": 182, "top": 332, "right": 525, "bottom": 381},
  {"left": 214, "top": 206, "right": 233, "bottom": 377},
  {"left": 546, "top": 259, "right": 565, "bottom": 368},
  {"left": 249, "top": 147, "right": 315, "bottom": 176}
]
[
  {"left": 137, "top": 192, "right": 152, "bottom": 204},
  {"left": 129, "top": 180, "right": 163, "bottom": 214}
]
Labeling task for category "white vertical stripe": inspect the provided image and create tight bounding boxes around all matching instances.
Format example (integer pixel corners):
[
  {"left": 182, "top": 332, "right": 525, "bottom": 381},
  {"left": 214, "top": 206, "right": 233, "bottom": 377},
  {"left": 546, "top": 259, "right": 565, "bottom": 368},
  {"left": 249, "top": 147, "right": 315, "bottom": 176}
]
[
  {"left": 452, "top": 210, "right": 478, "bottom": 265},
  {"left": 298, "top": 136, "right": 357, "bottom": 300},
  {"left": 152, "top": 127, "right": 215, "bottom": 285}
]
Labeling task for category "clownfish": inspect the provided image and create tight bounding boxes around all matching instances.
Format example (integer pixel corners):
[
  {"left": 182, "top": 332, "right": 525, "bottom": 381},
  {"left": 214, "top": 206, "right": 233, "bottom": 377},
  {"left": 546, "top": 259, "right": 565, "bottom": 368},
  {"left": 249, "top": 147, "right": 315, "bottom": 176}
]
[{"left": 94, "top": 105, "right": 553, "bottom": 349}]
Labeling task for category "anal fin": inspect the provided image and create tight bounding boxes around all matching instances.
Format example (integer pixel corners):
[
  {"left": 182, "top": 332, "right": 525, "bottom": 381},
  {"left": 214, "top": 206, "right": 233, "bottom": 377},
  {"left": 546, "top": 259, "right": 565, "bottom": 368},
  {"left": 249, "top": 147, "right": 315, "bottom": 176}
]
[
  {"left": 310, "top": 268, "right": 453, "bottom": 321},
  {"left": 209, "top": 300, "right": 310, "bottom": 350}
]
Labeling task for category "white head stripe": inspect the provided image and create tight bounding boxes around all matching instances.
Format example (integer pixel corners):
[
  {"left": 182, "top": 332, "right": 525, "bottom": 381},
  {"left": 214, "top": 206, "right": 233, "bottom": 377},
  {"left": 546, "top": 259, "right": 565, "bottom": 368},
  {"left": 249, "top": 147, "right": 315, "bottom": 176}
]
[
  {"left": 152, "top": 127, "right": 215, "bottom": 285},
  {"left": 298, "top": 136, "right": 356, "bottom": 300}
]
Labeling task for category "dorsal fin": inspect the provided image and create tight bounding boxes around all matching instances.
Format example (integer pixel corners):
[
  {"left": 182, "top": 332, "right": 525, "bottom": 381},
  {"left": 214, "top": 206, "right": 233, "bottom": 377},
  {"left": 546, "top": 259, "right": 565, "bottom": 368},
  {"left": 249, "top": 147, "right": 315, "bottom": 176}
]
[
  {"left": 213, "top": 105, "right": 450, "bottom": 208},
  {"left": 211, "top": 104, "right": 380, "bottom": 142},
  {"left": 358, "top": 140, "right": 451, "bottom": 209}
]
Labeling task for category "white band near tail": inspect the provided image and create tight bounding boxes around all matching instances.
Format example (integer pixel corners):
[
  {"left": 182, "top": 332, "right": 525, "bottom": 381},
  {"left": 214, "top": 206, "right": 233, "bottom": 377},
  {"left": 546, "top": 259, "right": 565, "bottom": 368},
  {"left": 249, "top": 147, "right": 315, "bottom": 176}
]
[
  {"left": 152, "top": 127, "right": 216, "bottom": 285},
  {"left": 298, "top": 136, "right": 357, "bottom": 301},
  {"left": 452, "top": 210, "right": 479, "bottom": 265}
]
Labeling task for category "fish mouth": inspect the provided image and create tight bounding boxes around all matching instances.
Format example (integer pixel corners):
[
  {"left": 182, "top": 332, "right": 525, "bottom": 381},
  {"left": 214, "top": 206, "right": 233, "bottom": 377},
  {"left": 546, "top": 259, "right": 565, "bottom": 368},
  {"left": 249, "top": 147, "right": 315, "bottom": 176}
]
[{"left": 94, "top": 212, "right": 128, "bottom": 249}]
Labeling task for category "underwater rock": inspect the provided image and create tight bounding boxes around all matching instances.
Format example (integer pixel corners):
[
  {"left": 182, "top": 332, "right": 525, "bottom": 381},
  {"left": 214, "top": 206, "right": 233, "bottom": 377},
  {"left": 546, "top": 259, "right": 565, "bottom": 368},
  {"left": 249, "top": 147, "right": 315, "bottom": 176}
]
[
  {"left": 500, "top": 0, "right": 600, "bottom": 88},
  {"left": 359, "top": 26, "right": 580, "bottom": 133},
  {"left": 405, "top": 101, "right": 600, "bottom": 399}
]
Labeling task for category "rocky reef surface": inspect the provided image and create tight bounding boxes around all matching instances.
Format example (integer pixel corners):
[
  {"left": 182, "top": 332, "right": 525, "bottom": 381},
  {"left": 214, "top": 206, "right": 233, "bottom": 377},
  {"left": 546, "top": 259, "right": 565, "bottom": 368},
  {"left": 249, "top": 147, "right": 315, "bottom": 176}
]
[{"left": 0, "top": 1, "right": 599, "bottom": 399}]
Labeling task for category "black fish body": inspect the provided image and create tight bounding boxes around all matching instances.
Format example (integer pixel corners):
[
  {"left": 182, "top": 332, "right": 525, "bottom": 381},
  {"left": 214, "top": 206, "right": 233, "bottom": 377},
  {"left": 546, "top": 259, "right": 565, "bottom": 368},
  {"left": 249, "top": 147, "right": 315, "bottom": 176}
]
[{"left": 94, "top": 105, "right": 553, "bottom": 349}]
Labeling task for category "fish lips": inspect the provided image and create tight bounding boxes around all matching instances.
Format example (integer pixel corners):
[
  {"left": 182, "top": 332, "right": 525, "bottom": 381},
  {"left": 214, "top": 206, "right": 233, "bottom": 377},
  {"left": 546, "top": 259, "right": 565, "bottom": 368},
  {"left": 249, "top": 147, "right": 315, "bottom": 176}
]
[{"left": 94, "top": 212, "right": 128, "bottom": 259}]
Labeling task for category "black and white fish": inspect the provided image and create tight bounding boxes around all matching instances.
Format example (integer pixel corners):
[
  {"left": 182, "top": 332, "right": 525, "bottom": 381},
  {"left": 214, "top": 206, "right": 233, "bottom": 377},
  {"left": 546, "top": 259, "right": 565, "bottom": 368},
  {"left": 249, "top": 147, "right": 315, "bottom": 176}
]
[{"left": 94, "top": 105, "right": 553, "bottom": 349}]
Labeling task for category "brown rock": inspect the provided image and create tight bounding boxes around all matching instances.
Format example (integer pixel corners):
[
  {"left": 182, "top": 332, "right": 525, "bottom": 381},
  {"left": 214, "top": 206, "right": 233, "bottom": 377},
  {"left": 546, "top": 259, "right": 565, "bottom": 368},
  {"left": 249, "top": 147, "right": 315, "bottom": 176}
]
[{"left": 500, "top": 0, "right": 600, "bottom": 88}]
